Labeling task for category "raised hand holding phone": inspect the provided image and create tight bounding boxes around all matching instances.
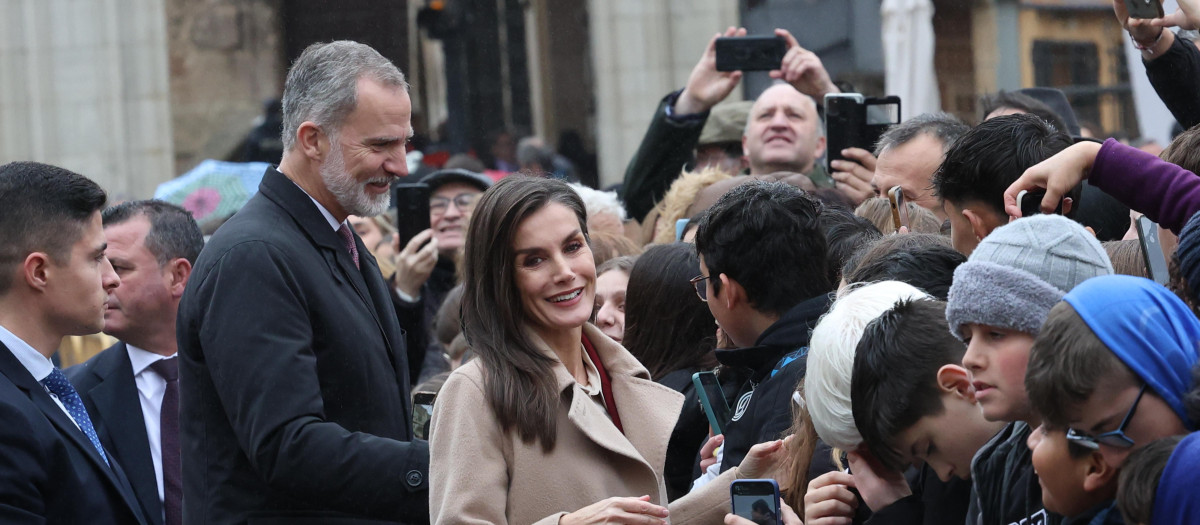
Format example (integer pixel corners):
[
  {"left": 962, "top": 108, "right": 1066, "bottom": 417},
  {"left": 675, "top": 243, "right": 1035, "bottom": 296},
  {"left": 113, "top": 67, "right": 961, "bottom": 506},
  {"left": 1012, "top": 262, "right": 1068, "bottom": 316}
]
[
  {"left": 1004, "top": 140, "right": 1102, "bottom": 218},
  {"left": 392, "top": 229, "right": 438, "bottom": 298},
  {"left": 675, "top": 27, "right": 747, "bottom": 116}
]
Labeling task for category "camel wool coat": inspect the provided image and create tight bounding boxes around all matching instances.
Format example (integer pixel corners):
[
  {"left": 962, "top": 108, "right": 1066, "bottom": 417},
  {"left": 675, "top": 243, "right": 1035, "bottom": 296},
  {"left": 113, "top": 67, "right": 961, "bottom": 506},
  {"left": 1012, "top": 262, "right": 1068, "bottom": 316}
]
[{"left": 429, "top": 323, "right": 738, "bottom": 524}]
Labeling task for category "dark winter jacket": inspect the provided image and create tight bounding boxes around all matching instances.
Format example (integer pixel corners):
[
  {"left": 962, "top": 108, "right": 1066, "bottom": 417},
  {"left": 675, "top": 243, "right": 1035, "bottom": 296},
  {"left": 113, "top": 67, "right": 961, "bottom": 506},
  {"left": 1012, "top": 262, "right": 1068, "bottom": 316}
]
[
  {"left": 968, "top": 422, "right": 1062, "bottom": 525},
  {"left": 716, "top": 293, "right": 832, "bottom": 472}
]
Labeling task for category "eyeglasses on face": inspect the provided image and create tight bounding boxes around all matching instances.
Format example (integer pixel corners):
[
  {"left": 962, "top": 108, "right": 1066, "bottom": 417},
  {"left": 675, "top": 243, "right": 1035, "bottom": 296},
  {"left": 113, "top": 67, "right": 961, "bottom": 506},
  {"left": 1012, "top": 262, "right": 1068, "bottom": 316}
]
[
  {"left": 430, "top": 193, "right": 479, "bottom": 215},
  {"left": 689, "top": 274, "right": 713, "bottom": 302},
  {"left": 1064, "top": 383, "right": 1148, "bottom": 450}
]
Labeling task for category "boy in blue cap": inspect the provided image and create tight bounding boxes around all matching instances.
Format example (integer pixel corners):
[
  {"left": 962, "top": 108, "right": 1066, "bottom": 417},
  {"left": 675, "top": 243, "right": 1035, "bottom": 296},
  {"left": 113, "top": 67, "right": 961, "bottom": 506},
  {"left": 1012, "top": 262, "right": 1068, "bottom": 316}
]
[{"left": 1027, "top": 275, "right": 1200, "bottom": 523}]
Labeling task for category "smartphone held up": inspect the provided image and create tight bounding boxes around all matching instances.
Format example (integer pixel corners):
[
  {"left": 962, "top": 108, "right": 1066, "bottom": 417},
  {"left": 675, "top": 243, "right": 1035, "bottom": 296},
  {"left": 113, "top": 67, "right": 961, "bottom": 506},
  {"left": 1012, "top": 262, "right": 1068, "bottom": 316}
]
[
  {"left": 825, "top": 93, "right": 901, "bottom": 173},
  {"left": 1124, "top": 0, "right": 1164, "bottom": 19},
  {"left": 394, "top": 182, "right": 432, "bottom": 250},
  {"left": 714, "top": 36, "right": 786, "bottom": 72}
]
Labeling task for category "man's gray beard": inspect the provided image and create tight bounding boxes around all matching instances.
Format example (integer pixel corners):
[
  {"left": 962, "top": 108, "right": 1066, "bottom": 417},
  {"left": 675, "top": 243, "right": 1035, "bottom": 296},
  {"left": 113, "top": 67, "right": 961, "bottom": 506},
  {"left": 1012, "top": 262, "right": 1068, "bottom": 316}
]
[{"left": 320, "top": 144, "right": 391, "bottom": 217}]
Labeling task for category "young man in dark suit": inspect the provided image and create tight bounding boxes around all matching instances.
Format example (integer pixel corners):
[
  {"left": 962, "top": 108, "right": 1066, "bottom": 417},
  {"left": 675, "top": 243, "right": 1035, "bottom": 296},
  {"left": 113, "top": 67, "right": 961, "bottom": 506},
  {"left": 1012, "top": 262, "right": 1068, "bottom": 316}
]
[
  {"left": 0, "top": 161, "right": 148, "bottom": 524},
  {"left": 69, "top": 201, "right": 203, "bottom": 525},
  {"left": 177, "top": 40, "right": 429, "bottom": 523}
]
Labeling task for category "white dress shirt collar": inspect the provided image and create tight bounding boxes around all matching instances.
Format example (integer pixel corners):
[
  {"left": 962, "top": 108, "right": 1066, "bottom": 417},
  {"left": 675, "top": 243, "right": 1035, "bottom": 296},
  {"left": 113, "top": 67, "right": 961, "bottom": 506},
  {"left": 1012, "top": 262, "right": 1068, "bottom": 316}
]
[
  {"left": 287, "top": 176, "right": 344, "bottom": 231},
  {"left": 125, "top": 344, "right": 174, "bottom": 375},
  {"left": 0, "top": 323, "right": 53, "bottom": 382}
]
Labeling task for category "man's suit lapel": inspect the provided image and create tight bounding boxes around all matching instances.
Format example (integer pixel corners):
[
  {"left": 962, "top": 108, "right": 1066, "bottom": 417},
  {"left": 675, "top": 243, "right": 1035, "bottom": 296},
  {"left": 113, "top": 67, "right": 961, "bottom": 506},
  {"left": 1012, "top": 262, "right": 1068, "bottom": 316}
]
[
  {"left": 257, "top": 168, "right": 407, "bottom": 384},
  {"left": 0, "top": 342, "right": 146, "bottom": 522},
  {"left": 358, "top": 248, "right": 412, "bottom": 395},
  {"left": 82, "top": 343, "right": 164, "bottom": 525}
]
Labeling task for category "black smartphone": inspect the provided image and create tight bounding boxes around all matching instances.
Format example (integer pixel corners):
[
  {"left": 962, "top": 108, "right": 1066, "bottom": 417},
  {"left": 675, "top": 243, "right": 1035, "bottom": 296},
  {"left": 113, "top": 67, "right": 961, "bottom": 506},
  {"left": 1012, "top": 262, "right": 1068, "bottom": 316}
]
[
  {"left": 1017, "top": 189, "right": 1064, "bottom": 217},
  {"left": 730, "top": 479, "right": 783, "bottom": 525},
  {"left": 1136, "top": 216, "right": 1170, "bottom": 285},
  {"left": 1125, "top": 0, "right": 1164, "bottom": 19},
  {"left": 393, "top": 183, "right": 431, "bottom": 251},
  {"left": 887, "top": 186, "right": 909, "bottom": 231},
  {"left": 825, "top": 93, "right": 901, "bottom": 173},
  {"left": 692, "top": 371, "right": 731, "bottom": 435},
  {"left": 715, "top": 36, "right": 786, "bottom": 72},
  {"left": 412, "top": 392, "right": 436, "bottom": 440}
]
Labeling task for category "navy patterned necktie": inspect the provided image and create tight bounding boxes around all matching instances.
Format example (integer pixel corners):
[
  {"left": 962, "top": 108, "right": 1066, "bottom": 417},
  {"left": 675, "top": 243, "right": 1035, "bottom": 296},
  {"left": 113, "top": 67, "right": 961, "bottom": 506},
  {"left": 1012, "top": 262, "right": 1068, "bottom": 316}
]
[{"left": 41, "top": 368, "right": 109, "bottom": 466}]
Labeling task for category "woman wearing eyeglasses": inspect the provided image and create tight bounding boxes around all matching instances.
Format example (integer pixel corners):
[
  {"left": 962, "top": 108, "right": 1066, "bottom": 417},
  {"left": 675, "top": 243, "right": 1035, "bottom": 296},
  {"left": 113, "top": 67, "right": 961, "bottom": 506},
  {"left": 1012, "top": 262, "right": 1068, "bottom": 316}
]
[{"left": 428, "top": 177, "right": 786, "bottom": 525}]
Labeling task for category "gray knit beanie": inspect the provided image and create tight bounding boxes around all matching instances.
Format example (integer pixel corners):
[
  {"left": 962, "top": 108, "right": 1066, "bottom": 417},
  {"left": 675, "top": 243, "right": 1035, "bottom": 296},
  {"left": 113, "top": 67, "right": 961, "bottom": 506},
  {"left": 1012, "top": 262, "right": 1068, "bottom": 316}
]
[{"left": 945, "top": 214, "right": 1113, "bottom": 339}]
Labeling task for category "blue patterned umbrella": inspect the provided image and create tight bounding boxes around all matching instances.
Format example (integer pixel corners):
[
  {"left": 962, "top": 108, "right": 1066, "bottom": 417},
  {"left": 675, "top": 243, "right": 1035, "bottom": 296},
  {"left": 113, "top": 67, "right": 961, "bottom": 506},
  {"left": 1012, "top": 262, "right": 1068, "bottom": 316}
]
[{"left": 155, "top": 160, "right": 270, "bottom": 224}]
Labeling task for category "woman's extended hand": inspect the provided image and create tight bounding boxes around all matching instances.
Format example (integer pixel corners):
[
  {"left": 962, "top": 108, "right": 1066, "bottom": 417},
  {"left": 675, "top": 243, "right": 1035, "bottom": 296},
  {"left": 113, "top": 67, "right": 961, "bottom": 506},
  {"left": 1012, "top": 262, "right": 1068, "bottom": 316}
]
[
  {"left": 737, "top": 436, "right": 791, "bottom": 480},
  {"left": 559, "top": 495, "right": 669, "bottom": 525}
]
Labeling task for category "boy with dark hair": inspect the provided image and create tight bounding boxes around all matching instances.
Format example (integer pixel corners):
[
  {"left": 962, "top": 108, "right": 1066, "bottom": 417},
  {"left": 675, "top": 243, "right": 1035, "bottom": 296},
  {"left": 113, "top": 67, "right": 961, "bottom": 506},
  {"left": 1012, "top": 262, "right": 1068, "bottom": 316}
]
[
  {"left": 818, "top": 207, "right": 881, "bottom": 285},
  {"left": 842, "top": 233, "right": 966, "bottom": 301},
  {"left": 853, "top": 298, "right": 1004, "bottom": 481},
  {"left": 932, "top": 113, "right": 1075, "bottom": 255},
  {"left": 1026, "top": 275, "right": 1200, "bottom": 522},
  {"left": 1023, "top": 425, "right": 1123, "bottom": 523},
  {"left": 692, "top": 180, "right": 834, "bottom": 474},
  {"left": 943, "top": 214, "right": 1111, "bottom": 525}
]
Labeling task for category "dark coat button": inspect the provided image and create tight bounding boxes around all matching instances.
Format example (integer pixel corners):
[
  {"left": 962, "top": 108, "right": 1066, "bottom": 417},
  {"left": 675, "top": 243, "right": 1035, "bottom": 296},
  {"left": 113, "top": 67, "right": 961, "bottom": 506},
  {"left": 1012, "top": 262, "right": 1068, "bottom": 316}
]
[{"left": 406, "top": 469, "right": 424, "bottom": 487}]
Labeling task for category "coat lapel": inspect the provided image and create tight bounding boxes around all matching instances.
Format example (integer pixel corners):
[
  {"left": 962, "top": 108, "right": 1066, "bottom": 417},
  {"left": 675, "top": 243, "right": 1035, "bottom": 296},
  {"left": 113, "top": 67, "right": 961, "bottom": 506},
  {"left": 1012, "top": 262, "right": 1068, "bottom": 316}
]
[
  {"left": 83, "top": 344, "right": 164, "bottom": 525},
  {"left": 258, "top": 168, "right": 400, "bottom": 371},
  {"left": 0, "top": 343, "right": 143, "bottom": 518},
  {"left": 550, "top": 325, "right": 684, "bottom": 474}
]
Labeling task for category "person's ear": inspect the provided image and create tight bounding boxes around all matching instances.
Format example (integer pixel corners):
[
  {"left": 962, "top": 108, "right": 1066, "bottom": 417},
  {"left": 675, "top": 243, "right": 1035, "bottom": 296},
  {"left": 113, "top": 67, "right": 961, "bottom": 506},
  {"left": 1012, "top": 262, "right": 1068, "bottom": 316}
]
[
  {"left": 813, "top": 134, "right": 827, "bottom": 161},
  {"left": 296, "top": 121, "right": 326, "bottom": 162},
  {"left": 936, "top": 364, "right": 973, "bottom": 401},
  {"left": 1081, "top": 449, "right": 1119, "bottom": 493},
  {"left": 961, "top": 207, "right": 991, "bottom": 243},
  {"left": 22, "top": 252, "right": 51, "bottom": 292},
  {"left": 717, "top": 273, "right": 743, "bottom": 311},
  {"left": 164, "top": 258, "right": 193, "bottom": 299},
  {"left": 742, "top": 135, "right": 750, "bottom": 159}
]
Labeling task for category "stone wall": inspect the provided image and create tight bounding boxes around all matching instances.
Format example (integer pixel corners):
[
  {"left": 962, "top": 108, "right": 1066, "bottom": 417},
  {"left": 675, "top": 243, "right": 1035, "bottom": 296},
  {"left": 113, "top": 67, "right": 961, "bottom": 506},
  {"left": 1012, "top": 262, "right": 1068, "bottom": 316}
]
[
  {"left": 0, "top": 0, "right": 174, "bottom": 199},
  {"left": 165, "top": 0, "right": 283, "bottom": 177},
  {"left": 587, "top": 0, "right": 740, "bottom": 187}
]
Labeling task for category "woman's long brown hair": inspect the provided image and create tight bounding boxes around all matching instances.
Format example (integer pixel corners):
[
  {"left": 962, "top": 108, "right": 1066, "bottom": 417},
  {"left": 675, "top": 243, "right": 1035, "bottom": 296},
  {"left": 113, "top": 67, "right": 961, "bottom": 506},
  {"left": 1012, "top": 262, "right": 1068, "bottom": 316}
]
[
  {"left": 460, "top": 176, "right": 590, "bottom": 451},
  {"left": 779, "top": 378, "right": 832, "bottom": 514}
]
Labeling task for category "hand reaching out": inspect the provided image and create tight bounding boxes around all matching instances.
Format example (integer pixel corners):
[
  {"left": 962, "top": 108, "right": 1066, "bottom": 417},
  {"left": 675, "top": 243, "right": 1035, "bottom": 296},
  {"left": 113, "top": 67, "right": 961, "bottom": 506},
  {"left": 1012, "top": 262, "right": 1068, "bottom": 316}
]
[
  {"left": 675, "top": 27, "right": 748, "bottom": 116},
  {"left": 559, "top": 495, "right": 669, "bottom": 525},
  {"left": 1002, "top": 141, "right": 1102, "bottom": 219},
  {"left": 771, "top": 28, "right": 840, "bottom": 101},
  {"left": 736, "top": 437, "right": 790, "bottom": 480}
]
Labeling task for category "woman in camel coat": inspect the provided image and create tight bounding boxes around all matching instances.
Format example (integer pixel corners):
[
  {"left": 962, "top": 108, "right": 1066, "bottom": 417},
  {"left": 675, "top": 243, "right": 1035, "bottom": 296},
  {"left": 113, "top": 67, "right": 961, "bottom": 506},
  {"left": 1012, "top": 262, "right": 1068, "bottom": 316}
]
[{"left": 429, "top": 177, "right": 782, "bottom": 525}]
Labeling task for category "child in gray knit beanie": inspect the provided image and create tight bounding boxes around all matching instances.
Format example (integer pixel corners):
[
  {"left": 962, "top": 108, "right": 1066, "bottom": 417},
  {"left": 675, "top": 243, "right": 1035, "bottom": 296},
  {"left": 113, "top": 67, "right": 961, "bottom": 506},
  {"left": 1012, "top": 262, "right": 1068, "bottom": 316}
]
[{"left": 943, "top": 214, "right": 1113, "bottom": 525}]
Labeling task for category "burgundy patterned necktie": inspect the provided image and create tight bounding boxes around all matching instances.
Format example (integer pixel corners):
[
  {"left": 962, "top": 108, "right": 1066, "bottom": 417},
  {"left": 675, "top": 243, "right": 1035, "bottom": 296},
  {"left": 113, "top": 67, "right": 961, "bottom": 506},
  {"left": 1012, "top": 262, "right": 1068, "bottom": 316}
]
[
  {"left": 149, "top": 358, "right": 181, "bottom": 525},
  {"left": 337, "top": 223, "right": 360, "bottom": 269}
]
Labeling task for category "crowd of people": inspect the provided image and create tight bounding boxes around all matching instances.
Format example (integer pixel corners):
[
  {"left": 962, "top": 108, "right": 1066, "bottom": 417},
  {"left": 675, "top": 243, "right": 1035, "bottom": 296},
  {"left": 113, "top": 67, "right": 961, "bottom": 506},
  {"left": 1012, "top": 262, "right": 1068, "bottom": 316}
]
[{"left": 8, "top": 2, "right": 1200, "bottom": 525}]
